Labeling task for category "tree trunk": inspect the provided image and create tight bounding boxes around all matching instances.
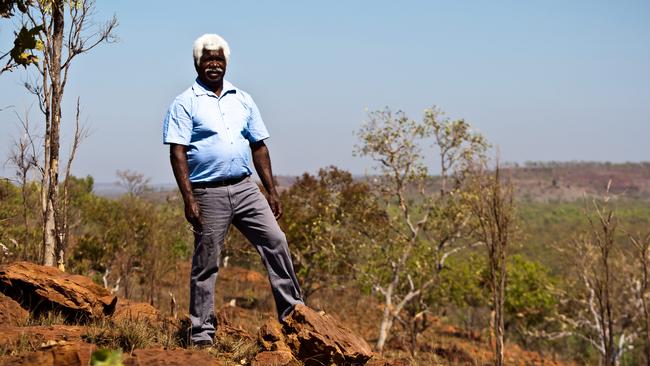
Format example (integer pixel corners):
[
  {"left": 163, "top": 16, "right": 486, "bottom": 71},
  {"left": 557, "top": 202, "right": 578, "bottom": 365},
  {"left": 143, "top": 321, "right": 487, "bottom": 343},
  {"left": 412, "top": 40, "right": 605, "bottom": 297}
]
[
  {"left": 494, "top": 268, "right": 505, "bottom": 366},
  {"left": 375, "top": 307, "right": 393, "bottom": 352},
  {"left": 44, "top": 0, "right": 65, "bottom": 268}
]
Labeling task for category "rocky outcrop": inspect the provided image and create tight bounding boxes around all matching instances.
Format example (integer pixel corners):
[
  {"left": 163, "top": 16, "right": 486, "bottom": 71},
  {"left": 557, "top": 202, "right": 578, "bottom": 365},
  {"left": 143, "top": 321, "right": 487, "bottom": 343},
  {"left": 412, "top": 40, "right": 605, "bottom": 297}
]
[
  {"left": 1, "top": 342, "right": 225, "bottom": 366},
  {"left": 1, "top": 341, "right": 95, "bottom": 366},
  {"left": 258, "top": 304, "right": 374, "bottom": 366},
  {"left": 0, "top": 262, "right": 117, "bottom": 321},
  {"left": 123, "top": 348, "right": 224, "bottom": 366},
  {"left": 0, "top": 292, "right": 29, "bottom": 326},
  {"left": 0, "top": 325, "right": 85, "bottom": 346}
]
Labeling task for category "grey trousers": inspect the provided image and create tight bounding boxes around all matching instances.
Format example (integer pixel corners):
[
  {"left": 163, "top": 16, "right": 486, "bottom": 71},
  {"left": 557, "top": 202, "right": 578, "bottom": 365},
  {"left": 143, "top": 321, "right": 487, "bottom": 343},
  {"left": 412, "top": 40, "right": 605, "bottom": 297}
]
[{"left": 189, "top": 176, "right": 304, "bottom": 342}]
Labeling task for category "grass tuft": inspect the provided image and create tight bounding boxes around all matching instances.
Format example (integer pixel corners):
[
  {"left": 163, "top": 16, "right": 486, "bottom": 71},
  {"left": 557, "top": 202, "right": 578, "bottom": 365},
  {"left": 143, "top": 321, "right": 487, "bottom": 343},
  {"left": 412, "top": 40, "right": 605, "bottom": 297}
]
[
  {"left": 83, "top": 318, "right": 179, "bottom": 352},
  {"left": 0, "top": 333, "right": 39, "bottom": 358}
]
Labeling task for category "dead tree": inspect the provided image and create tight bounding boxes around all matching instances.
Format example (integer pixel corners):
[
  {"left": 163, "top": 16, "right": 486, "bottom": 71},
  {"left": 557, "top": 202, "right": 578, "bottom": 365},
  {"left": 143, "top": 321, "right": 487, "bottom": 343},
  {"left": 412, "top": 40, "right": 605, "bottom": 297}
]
[
  {"left": 531, "top": 186, "right": 640, "bottom": 366},
  {"left": 21, "top": 0, "right": 117, "bottom": 267},
  {"left": 469, "top": 163, "right": 515, "bottom": 366},
  {"left": 630, "top": 233, "right": 650, "bottom": 365},
  {"left": 7, "top": 108, "right": 41, "bottom": 261}
]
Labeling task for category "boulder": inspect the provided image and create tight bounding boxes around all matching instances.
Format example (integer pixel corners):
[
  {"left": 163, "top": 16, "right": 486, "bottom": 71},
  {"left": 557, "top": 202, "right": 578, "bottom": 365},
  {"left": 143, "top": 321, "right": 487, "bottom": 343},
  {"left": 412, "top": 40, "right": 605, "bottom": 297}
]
[
  {"left": 0, "top": 292, "right": 29, "bottom": 326},
  {"left": 260, "top": 304, "right": 374, "bottom": 366},
  {"left": 0, "top": 261, "right": 117, "bottom": 321}
]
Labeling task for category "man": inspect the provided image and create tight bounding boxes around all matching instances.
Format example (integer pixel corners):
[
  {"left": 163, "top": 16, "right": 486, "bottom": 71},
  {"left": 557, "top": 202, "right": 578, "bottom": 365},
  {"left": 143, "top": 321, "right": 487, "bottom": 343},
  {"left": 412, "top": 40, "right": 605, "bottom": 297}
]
[{"left": 162, "top": 34, "right": 304, "bottom": 346}]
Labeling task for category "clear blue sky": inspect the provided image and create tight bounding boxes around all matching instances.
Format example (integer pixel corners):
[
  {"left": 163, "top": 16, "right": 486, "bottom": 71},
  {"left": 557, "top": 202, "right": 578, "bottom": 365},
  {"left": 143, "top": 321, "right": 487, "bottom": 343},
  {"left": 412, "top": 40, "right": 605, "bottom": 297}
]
[{"left": 1, "top": 0, "right": 648, "bottom": 184}]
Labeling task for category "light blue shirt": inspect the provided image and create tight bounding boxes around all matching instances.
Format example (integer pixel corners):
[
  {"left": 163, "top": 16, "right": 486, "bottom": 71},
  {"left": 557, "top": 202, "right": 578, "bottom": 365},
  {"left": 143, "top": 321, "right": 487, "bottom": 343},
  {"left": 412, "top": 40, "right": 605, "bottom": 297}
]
[{"left": 163, "top": 79, "right": 270, "bottom": 183}]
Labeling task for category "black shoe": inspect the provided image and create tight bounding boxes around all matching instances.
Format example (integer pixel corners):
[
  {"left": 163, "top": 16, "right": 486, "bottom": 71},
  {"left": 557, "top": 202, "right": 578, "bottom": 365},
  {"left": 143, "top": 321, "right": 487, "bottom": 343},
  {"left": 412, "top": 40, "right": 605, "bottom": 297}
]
[{"left": 192, "top": 339, "right": 213, "bottom": 349}]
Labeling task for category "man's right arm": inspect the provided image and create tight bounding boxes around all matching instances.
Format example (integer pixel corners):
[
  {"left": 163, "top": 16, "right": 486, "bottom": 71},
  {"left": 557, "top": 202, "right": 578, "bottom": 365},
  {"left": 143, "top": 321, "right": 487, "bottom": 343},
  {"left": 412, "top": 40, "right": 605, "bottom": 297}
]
[{"left": 170, "top": 143, "right": 202, "bottom": 228}]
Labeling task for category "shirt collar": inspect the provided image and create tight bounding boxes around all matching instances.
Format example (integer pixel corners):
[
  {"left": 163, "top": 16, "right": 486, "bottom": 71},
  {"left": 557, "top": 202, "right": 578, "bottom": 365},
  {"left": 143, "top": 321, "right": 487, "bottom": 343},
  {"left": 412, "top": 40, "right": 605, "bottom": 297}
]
[{"left": 192, "top": 78, "right": 237, "bottom": 97}]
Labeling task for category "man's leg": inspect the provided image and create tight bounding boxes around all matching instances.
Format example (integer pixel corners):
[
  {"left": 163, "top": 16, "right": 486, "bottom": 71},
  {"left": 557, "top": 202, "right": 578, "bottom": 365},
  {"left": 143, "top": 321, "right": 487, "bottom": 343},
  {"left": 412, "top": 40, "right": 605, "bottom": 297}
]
[
  {"left": 189, "top": 186, "right": 232, "bottom": 343},
  {"left": 231, "top": 178, "right": 304, "bottom": 320}
]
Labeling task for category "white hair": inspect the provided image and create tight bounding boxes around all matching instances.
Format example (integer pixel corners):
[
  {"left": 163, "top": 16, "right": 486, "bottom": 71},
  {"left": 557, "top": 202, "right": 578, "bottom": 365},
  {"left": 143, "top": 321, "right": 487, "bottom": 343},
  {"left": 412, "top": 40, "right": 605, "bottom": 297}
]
[{"left": 193, "top": 34, "right": 230, "bottom": 66}]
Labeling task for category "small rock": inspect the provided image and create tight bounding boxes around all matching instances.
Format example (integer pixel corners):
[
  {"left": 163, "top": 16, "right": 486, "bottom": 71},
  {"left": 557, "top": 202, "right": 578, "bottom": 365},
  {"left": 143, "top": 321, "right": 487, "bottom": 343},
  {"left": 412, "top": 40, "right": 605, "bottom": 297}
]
[
  {"left": 0, "top": 292, "right": 28, "bottom": 326},
  {"left": 258, "top": 317, "right": 285, "bottom": 351},
  {"left": 367, "top": 357, "right": 412, "bottom": 366},
  {"left": 112, "top": 299, "right": 160, "bottom": 322},
  {"left": 251, "top": 350, "right": 299, "bottom": 366}
]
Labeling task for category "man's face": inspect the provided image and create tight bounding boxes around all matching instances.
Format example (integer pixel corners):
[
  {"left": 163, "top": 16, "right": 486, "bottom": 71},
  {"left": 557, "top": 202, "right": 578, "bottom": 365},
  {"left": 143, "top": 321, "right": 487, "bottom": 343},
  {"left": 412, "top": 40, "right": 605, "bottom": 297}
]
[{"left": 196, "top": 48, "right": 227, "bottom": 85}]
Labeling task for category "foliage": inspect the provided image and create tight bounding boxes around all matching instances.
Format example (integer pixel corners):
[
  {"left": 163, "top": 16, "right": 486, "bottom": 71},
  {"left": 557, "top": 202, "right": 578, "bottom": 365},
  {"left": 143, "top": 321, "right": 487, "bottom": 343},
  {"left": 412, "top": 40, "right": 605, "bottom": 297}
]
[
  {"left": 538, "top": 195, "right": 644, "bottom": 365},
  {"left": 90, "top": 349, "right": 123, "bottom": 366},
  {"left": 280, "top": 166, "right": 385, "bottom": 302},
  {"left": 68, "top": 177, "right": 190, "bottom": 304},
  {"left": 504, "top": 255, "right": 557, "bottom": 330},
  {"left": 1, "top": 0, "right": 42, "bottom": 72},
  {"left": 437, "top": 253, "right": 558, "bottom": 337},
  {"left": 354, "top": 106, "right": 488, "bottom": 352}
]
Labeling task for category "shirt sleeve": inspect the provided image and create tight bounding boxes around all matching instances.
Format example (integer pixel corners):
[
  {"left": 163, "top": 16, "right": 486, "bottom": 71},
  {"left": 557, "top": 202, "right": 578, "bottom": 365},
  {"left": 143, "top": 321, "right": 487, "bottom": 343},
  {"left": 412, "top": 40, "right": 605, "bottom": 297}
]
[
  {"left": 244, "top": 93, "right": 270, "bottom": 143},
  {"left": 162, "top": 96, "right": 192, "bottom": 145}
]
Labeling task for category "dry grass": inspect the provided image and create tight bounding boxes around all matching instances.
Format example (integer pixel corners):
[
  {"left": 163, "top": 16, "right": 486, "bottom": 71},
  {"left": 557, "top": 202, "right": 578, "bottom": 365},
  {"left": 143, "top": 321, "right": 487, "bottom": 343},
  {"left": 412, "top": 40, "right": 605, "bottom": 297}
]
[
  {"left": 82, "top": 318, "right": 179, "bottom": 352},
  {"left": 0, "top": 333, "right": 39, "bottom": 358},
  {"left": 24, "top": 310, "right": 67, "bottom": 326},
  {"left": 208, "top": 332, "right": 260, "bottom": 365}
]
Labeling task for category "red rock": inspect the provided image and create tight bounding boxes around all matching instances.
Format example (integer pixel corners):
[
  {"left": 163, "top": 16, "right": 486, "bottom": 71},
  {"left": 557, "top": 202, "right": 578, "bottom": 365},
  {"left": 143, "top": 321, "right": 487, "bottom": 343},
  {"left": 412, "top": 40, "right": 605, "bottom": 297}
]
[
  {"left": 0, "top": 325, "right": 85, "bottom": 346},
  {"left": 367, "top": 357, "right": 412, "bottom": 366},
  {"left": 0, "top": 261, "right": 117, "bottom": 320},
  {"left": 251, "top": 350, "right": 299, "bottom": 366},
  {"left": 258, "top": 317, "right": 285, "bottom": 351},
  {"left": 1, "top": 341, "right": 95, "bottom": 366},
  {"left": 123, "top": 348, "right": 224, "bottom": 365},
  {"left": 113, "top": 299, "right": 160, "bottom": 322},
  {"left": 0, "top": 292, "right": 28, "bottom": 326},
  {"left": 282, "top": 304, "right": 374, "bottom": 365}
]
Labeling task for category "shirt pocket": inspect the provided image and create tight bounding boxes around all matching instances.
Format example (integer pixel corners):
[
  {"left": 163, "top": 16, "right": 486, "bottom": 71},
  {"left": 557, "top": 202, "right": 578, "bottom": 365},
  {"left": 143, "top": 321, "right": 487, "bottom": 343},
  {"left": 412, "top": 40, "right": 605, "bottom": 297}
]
[{"left": 193, "top": 101, "right": 221, "bottom": 136}]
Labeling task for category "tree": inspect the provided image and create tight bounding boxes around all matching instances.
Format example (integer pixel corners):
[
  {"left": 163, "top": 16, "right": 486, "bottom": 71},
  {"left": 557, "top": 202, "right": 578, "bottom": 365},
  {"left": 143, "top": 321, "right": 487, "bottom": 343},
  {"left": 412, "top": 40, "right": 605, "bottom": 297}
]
[
  {"left": 280, "top": 166, "right": 385, "bottom": 302},
  {"left": 533, "top": 187, "right": 641, "bottom": 366},
  {"left": 468, "top": 163, "right": 516, "bottom": 366},
  {"left": 629, "top": 232, "right": 650, "bottom": 365},
  {"left": 116, "top": 169, "right": 151, "bottom": 197},
  {"left": 7, "top": 109, "right": 38, "bottom": 260},
  {"left": 12, "top": 0, "right": 117, "bottom": 267},
  {"left": 355, "top": 106, "right": 487, "bottom": 352}
]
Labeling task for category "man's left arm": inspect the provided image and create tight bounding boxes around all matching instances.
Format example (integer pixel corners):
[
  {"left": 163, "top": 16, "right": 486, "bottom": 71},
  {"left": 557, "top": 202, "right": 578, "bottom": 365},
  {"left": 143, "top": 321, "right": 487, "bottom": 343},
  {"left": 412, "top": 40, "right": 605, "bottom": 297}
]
[{"left": 251, "top": 140, "right": 283, "bottom": 219}]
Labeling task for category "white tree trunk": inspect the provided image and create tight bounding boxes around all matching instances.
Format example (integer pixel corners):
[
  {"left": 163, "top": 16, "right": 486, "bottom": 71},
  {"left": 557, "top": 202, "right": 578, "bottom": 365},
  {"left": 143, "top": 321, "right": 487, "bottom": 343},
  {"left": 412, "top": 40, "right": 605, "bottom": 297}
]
[
  {"left": 43, "top": 198, "right": 56, "bottom": 266},
  {"left": 376, "top": 306, "right": 394, "bottom": 352}
]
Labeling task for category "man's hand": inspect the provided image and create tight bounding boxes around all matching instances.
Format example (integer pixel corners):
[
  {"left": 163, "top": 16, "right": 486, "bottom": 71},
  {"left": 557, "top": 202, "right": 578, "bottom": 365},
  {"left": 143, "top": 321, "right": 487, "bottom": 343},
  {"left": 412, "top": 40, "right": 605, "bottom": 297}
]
[
  {"left": 267, "top": 192, "right": 283, "bottom": 219},
  {"left": 170, "top": 143, "right": 203, "bottom": 229},
  {"left": 251, "top": 140, "right": 284, "bottom": 220},
  {"left": 185, "top": 199, "right": 203, "bottom": 229}
]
